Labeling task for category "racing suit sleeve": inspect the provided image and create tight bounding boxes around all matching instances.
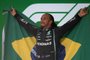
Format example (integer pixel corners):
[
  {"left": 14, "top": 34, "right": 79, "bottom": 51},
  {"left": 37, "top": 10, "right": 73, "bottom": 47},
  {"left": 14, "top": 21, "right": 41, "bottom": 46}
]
[
  {"left": 14, "top": 13, "right": 38, "bottom": 36},
  {"left": 57, "top": 14, "right": 82, "bottom": 36}
]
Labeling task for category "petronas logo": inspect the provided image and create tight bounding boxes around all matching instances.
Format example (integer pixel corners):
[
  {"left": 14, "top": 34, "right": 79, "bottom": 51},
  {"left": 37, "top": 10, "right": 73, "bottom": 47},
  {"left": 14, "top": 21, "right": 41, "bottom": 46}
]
[{"left": 23, "top": 3, "right": 90, "bottom": 26}]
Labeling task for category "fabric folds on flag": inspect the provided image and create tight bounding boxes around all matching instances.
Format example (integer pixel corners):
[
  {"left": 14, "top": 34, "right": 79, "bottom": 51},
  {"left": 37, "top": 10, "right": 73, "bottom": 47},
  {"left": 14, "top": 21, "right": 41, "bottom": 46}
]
[{"left": 3, "top": 7, "right": 90, "bottom": 60}]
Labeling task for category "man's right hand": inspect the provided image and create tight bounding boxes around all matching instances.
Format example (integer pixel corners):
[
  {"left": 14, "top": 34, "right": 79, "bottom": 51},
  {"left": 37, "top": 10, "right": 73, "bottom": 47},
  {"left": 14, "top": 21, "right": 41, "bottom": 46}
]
[{"left": 10, "top": 8, "right": 16, "bottom": 16}]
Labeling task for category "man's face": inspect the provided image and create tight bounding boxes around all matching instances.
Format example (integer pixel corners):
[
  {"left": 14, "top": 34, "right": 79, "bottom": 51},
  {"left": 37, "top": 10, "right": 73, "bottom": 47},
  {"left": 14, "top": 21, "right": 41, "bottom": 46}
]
[{"left": 41, "top": 14, "right": 52, "bottom": 28}]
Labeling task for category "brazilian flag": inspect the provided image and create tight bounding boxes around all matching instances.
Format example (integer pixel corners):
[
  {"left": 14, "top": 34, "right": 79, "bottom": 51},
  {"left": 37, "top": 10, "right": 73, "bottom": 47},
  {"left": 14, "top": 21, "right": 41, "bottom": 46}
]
[{"left": 2, "top": 7, "right": 90, "bottom": 60}]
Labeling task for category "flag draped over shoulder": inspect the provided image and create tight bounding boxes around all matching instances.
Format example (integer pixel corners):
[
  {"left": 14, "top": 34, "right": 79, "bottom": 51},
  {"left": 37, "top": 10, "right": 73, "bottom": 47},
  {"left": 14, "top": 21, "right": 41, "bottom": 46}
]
[{"left": 3, "top": 7, "right": 90, "bottom": 60}]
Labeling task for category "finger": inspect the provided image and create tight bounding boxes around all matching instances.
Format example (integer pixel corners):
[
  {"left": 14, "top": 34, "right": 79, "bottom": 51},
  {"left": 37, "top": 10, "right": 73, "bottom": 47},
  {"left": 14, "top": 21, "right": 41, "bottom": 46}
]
[
  {"left": 83, "top": 7, "right": 88, "bottom": 13},
  {"left": 10, "top": 8, "right": 15, "bottom": 12}
]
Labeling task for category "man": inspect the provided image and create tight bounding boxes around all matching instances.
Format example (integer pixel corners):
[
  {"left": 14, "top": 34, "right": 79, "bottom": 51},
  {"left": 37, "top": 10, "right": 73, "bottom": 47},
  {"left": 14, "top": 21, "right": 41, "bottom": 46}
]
[{"left": 11, "top": 8, "right": 88, "bottom": 60}]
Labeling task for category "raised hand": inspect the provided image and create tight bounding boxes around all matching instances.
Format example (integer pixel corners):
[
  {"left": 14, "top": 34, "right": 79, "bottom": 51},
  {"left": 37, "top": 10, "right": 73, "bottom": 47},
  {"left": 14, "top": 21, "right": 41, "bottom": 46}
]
[
  {"left": 78, "top": 7, "right": 88, "bottom": 17},
  {"left": 10, "top": 8, "right": 16, "bottom": 16}
]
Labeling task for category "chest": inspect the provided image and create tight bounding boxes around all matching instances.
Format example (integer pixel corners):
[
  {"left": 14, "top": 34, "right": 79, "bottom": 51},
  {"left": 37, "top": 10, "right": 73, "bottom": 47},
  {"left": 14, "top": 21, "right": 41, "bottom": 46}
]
[{"left": 36, "top": 29, "right": 54, "bottom": 46}]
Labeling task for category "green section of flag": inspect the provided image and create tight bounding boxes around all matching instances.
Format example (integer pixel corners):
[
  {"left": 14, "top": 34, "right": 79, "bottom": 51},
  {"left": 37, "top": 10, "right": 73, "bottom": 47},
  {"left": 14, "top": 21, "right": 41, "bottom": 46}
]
[{"left": 65, "top": 6, "right": 90, "bottom": 60}]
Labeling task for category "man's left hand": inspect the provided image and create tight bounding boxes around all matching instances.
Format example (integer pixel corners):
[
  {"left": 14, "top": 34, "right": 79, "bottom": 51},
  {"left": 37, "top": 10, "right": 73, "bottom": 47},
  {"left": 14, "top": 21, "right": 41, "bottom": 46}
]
[{"left": 78, "top": 7, "right": 88, "bottom": 17}]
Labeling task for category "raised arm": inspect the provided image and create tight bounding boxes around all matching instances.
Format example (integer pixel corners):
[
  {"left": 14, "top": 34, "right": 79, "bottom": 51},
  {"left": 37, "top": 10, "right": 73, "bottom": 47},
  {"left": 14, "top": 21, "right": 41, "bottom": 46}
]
[
  {"left": 57, "top": 8, "right": 88, "bottom": 36},
  {"left": 10, "top": 9, "right": 38, "bottom": 36}
]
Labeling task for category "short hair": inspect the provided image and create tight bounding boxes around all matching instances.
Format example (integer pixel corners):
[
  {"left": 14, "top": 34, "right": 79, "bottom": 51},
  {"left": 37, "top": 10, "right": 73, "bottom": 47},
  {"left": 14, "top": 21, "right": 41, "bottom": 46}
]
[{"left": 44, "top": 13, "right": 57, "bottom": 28}]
